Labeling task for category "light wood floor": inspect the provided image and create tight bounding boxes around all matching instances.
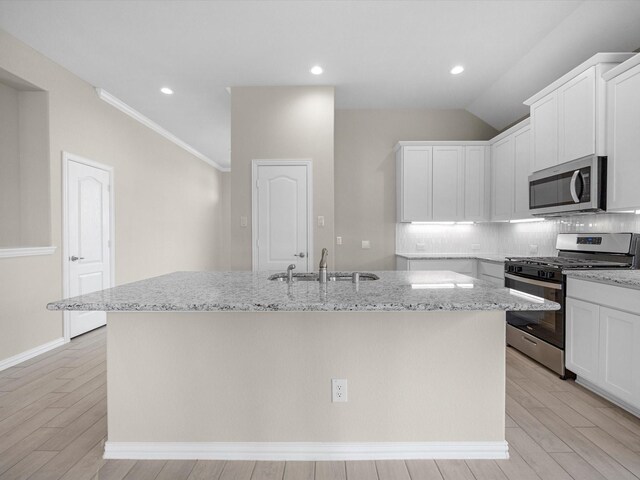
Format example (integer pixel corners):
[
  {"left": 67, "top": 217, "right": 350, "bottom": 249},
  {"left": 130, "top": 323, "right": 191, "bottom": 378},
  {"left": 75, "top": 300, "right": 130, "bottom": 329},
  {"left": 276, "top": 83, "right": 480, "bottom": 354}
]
[{"left": 2, "top": 327, "right": 640, "bottom": 479}]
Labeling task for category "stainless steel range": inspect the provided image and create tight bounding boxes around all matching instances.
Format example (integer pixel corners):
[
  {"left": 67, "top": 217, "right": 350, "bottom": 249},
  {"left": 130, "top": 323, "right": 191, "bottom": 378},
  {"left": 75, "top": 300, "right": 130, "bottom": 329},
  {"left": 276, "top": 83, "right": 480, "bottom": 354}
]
[{"left": 505, "top": 233, "right": 640, "bottom": 378}]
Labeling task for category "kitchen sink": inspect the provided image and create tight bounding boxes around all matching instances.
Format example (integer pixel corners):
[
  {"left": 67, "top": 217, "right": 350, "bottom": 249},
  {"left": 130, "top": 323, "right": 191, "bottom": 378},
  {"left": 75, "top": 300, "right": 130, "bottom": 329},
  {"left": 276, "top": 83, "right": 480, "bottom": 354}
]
[{"left": 268, "top": 272, "right": 379, "bottom": 282}]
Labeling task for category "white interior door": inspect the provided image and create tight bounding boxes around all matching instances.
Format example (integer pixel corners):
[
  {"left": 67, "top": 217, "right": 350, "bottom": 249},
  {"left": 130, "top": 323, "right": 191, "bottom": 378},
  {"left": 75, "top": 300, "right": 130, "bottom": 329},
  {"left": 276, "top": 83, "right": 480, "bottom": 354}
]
[
  {"left": 253, "top": 162, "right": 310, "bottom": 272},
  {"left": 66, "top": 159, "right": 112, "bottom": 338}
]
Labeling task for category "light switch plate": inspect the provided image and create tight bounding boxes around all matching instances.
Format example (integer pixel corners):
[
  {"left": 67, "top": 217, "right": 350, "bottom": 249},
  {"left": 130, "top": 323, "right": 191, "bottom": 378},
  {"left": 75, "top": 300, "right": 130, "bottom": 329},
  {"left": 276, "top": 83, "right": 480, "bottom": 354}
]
[
  {"left": 361, "top": 240, "right": 370, "bottom": 249},
  {"left": 240, "top": 216, "right": 248, "bottom": 227},
  {"left": 317, "top": 216, "right": 325, "bottom": 227},
  {"left": 336, "top": 236, "right": 342, "bottom": 245},
  {"left": 472, "top": 244, "right": 481, "bottom": 251},
  {"left": 529, "top": 244, "right": 538, "bottom": 255},
  {"left": 416, "top": 242, "right": 425, "bottom": 251}
]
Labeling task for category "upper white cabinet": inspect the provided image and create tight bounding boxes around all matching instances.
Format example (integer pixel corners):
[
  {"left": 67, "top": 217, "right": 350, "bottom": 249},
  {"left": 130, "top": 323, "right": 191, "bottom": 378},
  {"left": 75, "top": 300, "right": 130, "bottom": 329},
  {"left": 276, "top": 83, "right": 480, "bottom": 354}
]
[
  {"left": 530, "top": 91, "right": 558, "bottom": 171},
  {"left": 463, "top": 146, "right": 489, "bottom": 222},
  {"left": 490, "top": 120, "right": 531, "bottom": 221},
  {"left": 525, "top": 53, "right": 635, "bottom": 172},
  {"left": 396, "top": 146, "right": 432, "bottom": 222},
  {"left": 432, "top": 146, "right": 464, "bottom": 221},
  {"left": 604, "top": 55, "right": 640, "bottom": 211},
  {"left": 396, "top": 142, "right": 488, "bottom": 222}
]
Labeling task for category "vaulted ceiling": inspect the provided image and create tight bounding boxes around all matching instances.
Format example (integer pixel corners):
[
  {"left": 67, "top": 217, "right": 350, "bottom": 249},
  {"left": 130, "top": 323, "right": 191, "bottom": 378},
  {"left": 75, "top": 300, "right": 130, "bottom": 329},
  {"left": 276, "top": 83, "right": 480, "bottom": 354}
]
[{"left": 1, "top": 1, "right": 640, "bottom": 169}]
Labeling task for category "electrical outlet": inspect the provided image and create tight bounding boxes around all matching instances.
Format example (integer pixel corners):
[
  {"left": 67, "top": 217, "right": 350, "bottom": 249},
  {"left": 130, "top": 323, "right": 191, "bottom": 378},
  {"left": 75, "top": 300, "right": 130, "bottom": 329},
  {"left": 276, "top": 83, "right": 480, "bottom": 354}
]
[
  {"left": 472, "top": 244, "right": 481, "bottom": 251},
  {"left": 240, "top": 216, "right": 248, "bottom": 227},
  {"left": 529, "top": 244, "right": 538, "bottom": 255},
  {"left": 361, "top": 240, "right": 370, "bottom": 249},
  {"left": 336, "top": 236, "right": 342, "bottom": 245},
  {"left": 332, "top": 378, "right": 347, "bottom": 402},
  {"left": 416, "top": 242, "right": 425, "bottom": 251},
  {"left": 318, "top": 216, "right": 325, "bottom": 227}
]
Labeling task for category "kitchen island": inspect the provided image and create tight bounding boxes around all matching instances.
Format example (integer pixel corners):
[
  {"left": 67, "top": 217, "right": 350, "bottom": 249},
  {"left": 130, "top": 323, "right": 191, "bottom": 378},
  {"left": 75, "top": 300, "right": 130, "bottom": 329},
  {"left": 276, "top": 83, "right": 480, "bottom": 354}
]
[{"left": 48, "top": 270, "right": 559, "bottom": 461}]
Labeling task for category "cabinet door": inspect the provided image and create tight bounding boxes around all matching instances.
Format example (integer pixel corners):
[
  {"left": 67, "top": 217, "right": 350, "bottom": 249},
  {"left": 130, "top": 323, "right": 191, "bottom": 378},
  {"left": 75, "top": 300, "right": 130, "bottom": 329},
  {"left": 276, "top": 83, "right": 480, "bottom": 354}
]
[
  {"left": 491, "top": 136, "right": 514, "bottom": 221},
  {"left": 531, "top": 91, "right": 558, "bottom": 171},
  {"left": 399, "top": 147, "right": 432, "bottom": 221},
  {"left": 464, "top": 146, "right": 487, "bottom": 221},
  {"left": 598, "top": 307, "right": 640, "bottom": 405},
  {"left": 566, "top": 298, "right": 600, "bottom": 383},
  {"left": 408, "top": 259, "right": 475, "bottom": 275},
  {"left": 513, "top": 126, "right": 532, "bottom": 219},
  {"left": 558, "top": 67, "right": 596, "bottom": 163},
  {"left": 607, "top": 64, "right": 640, "bottom": 211},
  {"left": 432, "top": 146, "right": 464, "bottom": 221}
]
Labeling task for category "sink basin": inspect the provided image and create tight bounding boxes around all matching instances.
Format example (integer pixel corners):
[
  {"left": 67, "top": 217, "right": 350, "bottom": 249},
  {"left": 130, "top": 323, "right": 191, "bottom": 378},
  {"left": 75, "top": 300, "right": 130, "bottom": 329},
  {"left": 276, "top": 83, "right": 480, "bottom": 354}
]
[{"left": 269, "top": 272, "right": 380, "bottom": 282}]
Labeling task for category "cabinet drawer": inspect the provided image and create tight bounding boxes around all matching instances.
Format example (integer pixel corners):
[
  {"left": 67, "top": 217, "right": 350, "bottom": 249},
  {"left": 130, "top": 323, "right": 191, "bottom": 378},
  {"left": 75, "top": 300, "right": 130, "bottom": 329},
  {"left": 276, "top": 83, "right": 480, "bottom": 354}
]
[
  {"left": 478, "top": 261, "right": 505, "bottom": 279},
  {"left": 408, "top": 259, "right": 474, "bottom": 274}
]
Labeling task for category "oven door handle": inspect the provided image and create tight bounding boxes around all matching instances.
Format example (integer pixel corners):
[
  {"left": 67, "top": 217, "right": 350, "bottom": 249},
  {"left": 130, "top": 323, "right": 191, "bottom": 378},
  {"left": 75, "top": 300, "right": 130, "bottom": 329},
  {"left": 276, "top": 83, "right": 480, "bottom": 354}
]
[
  {"left": 570, "top": 170, "right": 582, "bottom": 203},
  {"left": 505, "top": 273, "right": 562, "bottom": 290}
]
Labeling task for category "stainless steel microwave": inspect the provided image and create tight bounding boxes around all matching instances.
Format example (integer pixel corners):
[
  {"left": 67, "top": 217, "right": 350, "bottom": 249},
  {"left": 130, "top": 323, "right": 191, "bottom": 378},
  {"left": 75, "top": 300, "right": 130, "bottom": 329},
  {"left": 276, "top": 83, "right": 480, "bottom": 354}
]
[{"left": 529, "top": 155, "right": 606, "bottom": 216}]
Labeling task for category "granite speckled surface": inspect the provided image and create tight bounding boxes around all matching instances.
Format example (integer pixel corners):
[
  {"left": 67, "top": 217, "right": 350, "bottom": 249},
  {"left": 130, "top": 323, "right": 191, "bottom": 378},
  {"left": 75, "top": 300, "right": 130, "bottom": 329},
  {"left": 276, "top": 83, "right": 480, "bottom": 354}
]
[
  {"left": 396, "top": 253, "right": 510, "bottom": 264},
  {"left": 47, "top": 271, "right": 559, "bottom": 312},
  {"left": 565, "top": 270, "right": 640, "bottom": 290}
]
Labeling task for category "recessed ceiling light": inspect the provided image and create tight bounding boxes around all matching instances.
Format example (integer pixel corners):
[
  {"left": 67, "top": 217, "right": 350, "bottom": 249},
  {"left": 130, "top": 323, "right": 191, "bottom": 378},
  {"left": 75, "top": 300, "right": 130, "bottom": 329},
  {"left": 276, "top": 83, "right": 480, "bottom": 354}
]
[
  {"left": 310, "top": 65, "right": 323, "bottom": 75},
  {"left": 160, "top": 87, "right": 174, "bottom": 95},
  {"left": 450, "top": 65, "right": 465, "bottom": 75}
]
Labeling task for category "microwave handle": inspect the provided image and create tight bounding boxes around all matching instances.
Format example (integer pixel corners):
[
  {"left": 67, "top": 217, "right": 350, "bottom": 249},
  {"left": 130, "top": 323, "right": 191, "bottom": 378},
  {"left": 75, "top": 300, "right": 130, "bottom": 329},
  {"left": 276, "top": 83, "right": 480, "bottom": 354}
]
[{"left": 570, "top": 170, "right": 582, "bottom": 203}]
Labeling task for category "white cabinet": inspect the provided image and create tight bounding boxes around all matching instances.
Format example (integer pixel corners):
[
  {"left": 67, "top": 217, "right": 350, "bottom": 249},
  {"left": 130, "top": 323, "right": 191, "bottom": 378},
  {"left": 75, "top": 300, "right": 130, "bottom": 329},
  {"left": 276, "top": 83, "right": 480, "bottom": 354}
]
[
  {"left": 525, "top": 54, "right": 633, "bottom": 172},
  {"left": 566, "top": 298, "right": 600, "bottom": 383},
  {"left": 605, "top": 58, "right": 640, "bottom": 211},
  {"left": 531, "top": 91, "right": 559, "bottom": 172},
  {"left": 396, "top": 143, "right": 488, "bottom": 222},
  {"left": 478, "top": 260, "right": 505, "bottom": 287},
  {"left": 566, "top": 277, "right": 640, "bottom": 414},
  {"left": 513, "top": 126, "right": 533, "bottom": 219},
  {"left": 491, "top": 136, "right": 514, "bottom": 221},
  {"left": 490, "top": 120, "right": 531, "bottom": 221},
  {"left": 396, "top": 146, "right": 432, "bottom": 222},
  {"left": 464, "top": 146, "right": 489, "bottom": 221},
  {"left": 432, "top": 146, "right": 464, "bottom": 221},
  {"left": 558, "top": 67, "right": 596, "bottom": 163},
  {"left": 396, "top": 257, "right": 476, "bottom": 277},
  {"left": 599, "top": 307, "right": 640, "bottom": 405}
]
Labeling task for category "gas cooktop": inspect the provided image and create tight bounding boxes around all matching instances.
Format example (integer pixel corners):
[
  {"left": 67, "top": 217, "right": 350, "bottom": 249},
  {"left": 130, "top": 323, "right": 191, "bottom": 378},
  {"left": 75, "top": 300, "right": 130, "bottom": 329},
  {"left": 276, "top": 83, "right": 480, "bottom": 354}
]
[{"left": 505, "top": 256, "right": 631, "bottom": 270}]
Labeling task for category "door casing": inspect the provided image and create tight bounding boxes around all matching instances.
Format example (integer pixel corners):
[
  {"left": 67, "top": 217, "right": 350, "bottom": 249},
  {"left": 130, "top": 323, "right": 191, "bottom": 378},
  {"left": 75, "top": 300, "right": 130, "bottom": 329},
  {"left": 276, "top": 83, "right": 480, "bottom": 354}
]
[
  {"left": 61, "top": 151, "right": 115, "bottom": 342},
  {"left": 251, "top": 159, "right": 313, "bottom": 272}
]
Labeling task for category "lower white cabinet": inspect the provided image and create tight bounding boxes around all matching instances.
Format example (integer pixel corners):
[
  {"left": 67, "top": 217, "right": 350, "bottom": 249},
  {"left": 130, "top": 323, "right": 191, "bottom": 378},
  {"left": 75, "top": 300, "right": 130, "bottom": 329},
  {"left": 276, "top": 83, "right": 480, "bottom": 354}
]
[
  {"left": 395, "top": 258, "right": 506, "bottom": 283},
  {"left": 566, "top": 298, "right": 600, "bottom": 382},
  {"left": 566, "top": 279, "right": 640, "bottom": 412}
]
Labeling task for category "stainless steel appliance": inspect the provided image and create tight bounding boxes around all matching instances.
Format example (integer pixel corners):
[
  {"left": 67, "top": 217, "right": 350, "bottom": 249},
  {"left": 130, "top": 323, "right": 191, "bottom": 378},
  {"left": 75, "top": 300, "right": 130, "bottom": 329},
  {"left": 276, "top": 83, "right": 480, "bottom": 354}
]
[
  {"left": 505, "top": 233, "right": 640, "bottom": 378},
  {"left": 529, "top": 155, "right": 606, "bottom": 216}
]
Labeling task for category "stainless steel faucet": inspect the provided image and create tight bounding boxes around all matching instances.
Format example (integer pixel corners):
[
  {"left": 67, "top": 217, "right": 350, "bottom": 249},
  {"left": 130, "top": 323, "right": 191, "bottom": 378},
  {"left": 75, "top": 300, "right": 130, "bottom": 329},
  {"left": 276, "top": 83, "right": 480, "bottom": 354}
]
[
  {"left": 319, "top": 248, "right": 328, "bottom": 284},
  {"left": 287, "top": 264, "right": 296, "bottom": 283}
]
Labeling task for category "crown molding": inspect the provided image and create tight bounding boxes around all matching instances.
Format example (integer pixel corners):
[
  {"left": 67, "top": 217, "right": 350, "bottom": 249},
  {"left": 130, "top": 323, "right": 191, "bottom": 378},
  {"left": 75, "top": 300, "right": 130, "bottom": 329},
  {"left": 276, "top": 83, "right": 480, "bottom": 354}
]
[{"left": 95, "top": 88, "right": 230, "bottom": 172}]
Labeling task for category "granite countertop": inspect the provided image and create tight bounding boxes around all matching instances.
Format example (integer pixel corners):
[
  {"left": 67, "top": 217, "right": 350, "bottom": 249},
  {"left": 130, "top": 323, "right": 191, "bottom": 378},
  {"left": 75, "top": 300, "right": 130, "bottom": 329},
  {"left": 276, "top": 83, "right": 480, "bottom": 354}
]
[
  {"left": 47, "top": 271, "right": 559, "bottom": 313},
  {"left": 396, "top": 253, "right": 512, "bottom": 263},
  {"left": 565, "top": 270, "right": 640, "bottom": 291}
]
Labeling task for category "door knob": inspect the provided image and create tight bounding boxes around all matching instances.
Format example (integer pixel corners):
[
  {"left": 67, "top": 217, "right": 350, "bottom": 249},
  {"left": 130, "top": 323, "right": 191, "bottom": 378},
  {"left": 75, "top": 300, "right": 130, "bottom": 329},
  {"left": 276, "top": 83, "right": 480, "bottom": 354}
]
[
  {"left": 294, "top": 252, "right": 306, "bottom": 258},
  {"left": 70, "top": 256, "right": 85, "bottom": 262}
]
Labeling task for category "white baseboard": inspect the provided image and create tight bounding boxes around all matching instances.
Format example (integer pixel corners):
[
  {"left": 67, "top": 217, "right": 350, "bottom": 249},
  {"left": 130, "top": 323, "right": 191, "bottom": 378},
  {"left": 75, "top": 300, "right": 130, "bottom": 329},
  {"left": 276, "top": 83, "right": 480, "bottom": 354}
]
[
  {"left": 576, "top": 377, "right": 640, "bottom": 418},
  {"left": 104, "top": 441, "right": 509, "bottom": 461},
  {"left": 0, "top": 337, "right": 66, "bottom": 372}
]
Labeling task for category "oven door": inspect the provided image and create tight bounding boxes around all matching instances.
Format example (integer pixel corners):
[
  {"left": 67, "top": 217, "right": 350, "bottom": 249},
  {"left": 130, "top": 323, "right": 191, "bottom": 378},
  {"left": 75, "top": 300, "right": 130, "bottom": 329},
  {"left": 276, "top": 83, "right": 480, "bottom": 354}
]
[{"left": 505, "top": 273, "right": 564, "bottom": 348}]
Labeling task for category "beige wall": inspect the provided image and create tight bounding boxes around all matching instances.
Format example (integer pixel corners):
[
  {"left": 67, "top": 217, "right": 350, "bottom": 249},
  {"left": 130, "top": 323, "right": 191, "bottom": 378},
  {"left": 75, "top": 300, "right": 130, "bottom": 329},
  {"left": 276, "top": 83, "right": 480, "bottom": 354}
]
[
  {"left": 0, "top": 81, "right": 21, "bottom": 246},
  {"left": 230, "top": 86, "right": 335, "bottom": 270},
  {"left": 108, "top": 310, "right": 505, "bottom": 444},
  {"left": 0, "top": 29, "right": 226, "bottom": 363},
  {"left": 334, "top": 109, "right": 497, "bottom": 271}
]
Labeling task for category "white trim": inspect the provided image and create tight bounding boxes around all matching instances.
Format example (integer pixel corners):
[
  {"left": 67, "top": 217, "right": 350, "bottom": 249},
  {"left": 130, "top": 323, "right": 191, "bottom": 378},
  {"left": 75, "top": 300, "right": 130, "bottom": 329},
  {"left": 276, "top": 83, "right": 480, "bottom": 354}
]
[
  {"left": 0, "top": 246, "right": 56, "bottom": 258},
  {"left": 0, "top": 337, "right": 65, "bottom": 372},
  {"left": 488, "top": 117, "right": 531, "bottom": 145},
  {"left": 104, "top": 441, "right": 509, "bottom": 461},
  {"left": 394, "top": 140, "right": 490, "bottom": 152},
  {"left": 524, "top": 52, "right": 636, "bottom": 106},
  {"left": 62, "top": 152, "right": 116, "bottom": 343},
  {"left": 95, "top": 88, "right": 229, "bottom": 172},
  {"left": 251, "top": 160, "right": 314, "bottom": 272},
  {"left": 603, "top": 53, "right": 640, "bottom": 81},
  {"left": 576, "top": 377, "right": 640, "bottom": 418}
]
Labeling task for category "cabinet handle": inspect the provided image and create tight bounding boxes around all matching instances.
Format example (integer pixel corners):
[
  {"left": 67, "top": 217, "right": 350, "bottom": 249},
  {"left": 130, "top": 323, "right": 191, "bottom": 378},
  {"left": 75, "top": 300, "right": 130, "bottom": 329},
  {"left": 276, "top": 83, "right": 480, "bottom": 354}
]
[{"left": 522, "top": 336, "right": 537, "bottom": 346}]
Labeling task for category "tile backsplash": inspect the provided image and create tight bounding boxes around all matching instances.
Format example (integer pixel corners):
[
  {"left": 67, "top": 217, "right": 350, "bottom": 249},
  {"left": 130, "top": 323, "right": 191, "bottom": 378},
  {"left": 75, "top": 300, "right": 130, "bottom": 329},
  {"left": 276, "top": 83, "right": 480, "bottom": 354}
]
[{"left": 396, "top": 213, "right": 640, "bottom": 256}]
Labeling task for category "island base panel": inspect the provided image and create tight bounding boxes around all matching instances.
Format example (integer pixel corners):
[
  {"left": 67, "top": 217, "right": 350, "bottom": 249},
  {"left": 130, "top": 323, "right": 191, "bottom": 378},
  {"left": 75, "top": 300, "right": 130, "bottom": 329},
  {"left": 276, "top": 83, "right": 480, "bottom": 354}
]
[{"left": 106, "top": 311, "right": 506, "bottom": 459}]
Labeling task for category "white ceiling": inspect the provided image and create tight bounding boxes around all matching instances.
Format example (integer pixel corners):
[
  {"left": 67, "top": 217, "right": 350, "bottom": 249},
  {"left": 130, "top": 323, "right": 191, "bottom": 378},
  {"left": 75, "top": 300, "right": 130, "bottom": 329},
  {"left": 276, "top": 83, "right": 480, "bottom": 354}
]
[{"left": 1, "top": 1, "right": 640, "bottom": 170}]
